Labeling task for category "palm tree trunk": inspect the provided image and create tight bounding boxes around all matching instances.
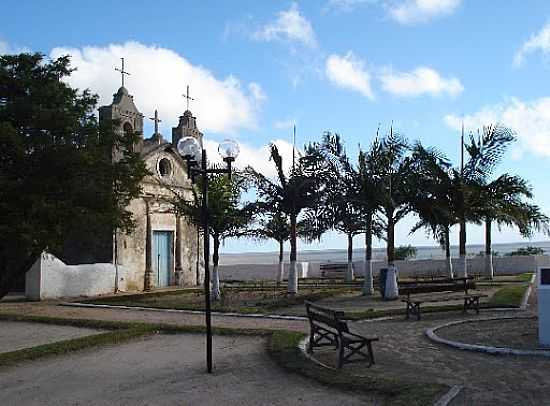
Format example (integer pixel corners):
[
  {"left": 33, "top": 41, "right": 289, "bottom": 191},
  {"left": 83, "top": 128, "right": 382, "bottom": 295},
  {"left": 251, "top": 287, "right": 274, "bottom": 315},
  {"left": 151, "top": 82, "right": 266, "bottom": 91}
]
[
  {"left": 459, "top": 218, "right": 468, "bottom": 277},
  {"left": 363, "top": 211, "right": 374, "bottom": 295},
  {"left": 346, "top": 233, "right": 354, "bottom": 282},
  {"left": 444, "top": 226, "right": 453, "bottom": 279},
  {"left": 276, "top": 239, "right": 284, "bottom": 285},
  {"left": 386, "top": 208, "right": 395, "bottom": 266},
  {"left": 485, "top": 217, "right": 494, "bottom": 279},
  {"left": 212, "top": 234, "right": 221, "bottom": 301},
  {"left": 288, "top": 213, "right": 298, "bottom": 294}
]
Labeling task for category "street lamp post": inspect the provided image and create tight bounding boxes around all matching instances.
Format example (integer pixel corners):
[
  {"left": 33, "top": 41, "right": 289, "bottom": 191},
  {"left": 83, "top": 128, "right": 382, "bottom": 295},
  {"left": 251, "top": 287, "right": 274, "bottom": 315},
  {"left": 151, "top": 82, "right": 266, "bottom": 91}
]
[{"left": 176, "top": 136, "right": 239, "bottom": 374}]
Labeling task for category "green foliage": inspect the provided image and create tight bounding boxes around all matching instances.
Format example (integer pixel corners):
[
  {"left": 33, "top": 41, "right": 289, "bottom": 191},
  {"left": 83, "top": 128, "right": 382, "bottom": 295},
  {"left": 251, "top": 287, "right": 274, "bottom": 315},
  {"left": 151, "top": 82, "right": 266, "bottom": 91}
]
[
  {"left": 0, "top": 53, "right": 148, "bottom": 297},
  {"left": 505, "top": 246, "right": 545, "bottom": 256},
  {"left": 394, "top": 245, "right": 417, "bottom": 260},
  {"left": 487, "top": 284, "right": 528, "bottom": 307}
]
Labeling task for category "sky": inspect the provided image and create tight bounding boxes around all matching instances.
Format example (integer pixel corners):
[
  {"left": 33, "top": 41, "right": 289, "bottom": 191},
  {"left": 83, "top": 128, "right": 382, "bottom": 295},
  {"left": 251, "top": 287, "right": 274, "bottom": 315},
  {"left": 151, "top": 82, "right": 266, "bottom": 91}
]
[{"left": 3, "top": 0, "right": 550, "bottom": 254}]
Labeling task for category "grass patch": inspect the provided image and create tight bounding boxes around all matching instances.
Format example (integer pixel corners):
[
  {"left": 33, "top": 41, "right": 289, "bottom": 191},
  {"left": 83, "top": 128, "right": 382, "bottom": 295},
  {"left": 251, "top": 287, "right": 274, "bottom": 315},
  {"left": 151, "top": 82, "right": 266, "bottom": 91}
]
[
  {"left": 267, "top": 330, "right": 448, "bottom": 406},
  {"left": 488, "top": 284, "right": 528, "bottom": 307},
  {"left": 84, "top": 287, "right": 355, "bottom": 315}
]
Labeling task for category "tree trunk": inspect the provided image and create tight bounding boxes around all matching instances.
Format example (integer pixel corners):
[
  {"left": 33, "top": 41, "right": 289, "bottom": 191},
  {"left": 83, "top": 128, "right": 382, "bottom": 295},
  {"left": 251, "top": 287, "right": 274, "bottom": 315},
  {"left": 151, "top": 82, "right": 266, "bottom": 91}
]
[
  {"left": 346, "top": 233, "right": 354, "bottom": 282},
  {"left": 485, "top": 217, "right": 494, "bottom": 280},
  {"left": 386, "top": 208, "right": 395, "bottom": 266},
  {"left": 288, "top": 214, "right": 298, "bottom": 294},
  {"left": 444, "top": 226, "right": 453, "bottom": 279},
  {"left": 277, "top": 239, "right": 284, "bottom": 285},
  {"left": 459, "top": 218, "right": 468, "bottom": 277},
  {"left": 363, "top": 212, "right": 374, "bottom": 295},
  {"left": 212, "top": 234, "right": 221, "bottom": 301}
]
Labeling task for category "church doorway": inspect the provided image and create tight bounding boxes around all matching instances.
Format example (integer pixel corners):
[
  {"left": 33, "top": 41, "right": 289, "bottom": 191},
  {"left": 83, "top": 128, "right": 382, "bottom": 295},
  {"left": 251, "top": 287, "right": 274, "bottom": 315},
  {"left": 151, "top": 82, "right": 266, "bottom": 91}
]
[{"left": 153, "top": 231, "right": 173, "bottom": 288}]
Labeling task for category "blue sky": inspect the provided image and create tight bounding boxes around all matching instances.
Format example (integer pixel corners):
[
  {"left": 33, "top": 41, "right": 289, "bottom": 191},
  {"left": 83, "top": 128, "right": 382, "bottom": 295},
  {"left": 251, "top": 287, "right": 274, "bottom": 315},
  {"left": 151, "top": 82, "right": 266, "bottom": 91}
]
[{"left": 3, "top": 0, "right": 550, "bottom": 253}]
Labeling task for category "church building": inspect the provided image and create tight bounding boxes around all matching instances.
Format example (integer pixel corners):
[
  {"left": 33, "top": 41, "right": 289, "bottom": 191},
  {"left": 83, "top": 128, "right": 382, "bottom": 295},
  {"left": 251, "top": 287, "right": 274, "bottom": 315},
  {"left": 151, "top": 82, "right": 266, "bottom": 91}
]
[{"left": 96, "top": 84, "right": 204, "bottom": 291}]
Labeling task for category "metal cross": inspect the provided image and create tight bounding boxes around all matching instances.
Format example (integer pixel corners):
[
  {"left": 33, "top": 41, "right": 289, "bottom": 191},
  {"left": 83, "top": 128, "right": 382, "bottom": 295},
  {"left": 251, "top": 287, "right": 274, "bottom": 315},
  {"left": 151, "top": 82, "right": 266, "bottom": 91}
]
[
  {"left": 183, "top": 85, "right": 195, "bottom": 111},
  {"left": 149, "top": 110, "right": 162, "bottom": 134},
  {"left": 115, "top": 57, "right": 131, "bottom": 88}
]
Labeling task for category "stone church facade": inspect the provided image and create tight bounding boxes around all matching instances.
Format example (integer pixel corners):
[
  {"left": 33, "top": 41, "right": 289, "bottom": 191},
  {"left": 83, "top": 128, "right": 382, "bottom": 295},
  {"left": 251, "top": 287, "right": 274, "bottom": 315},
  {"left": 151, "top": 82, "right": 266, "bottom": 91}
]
[{"left": 96, "top": 85, "right": 204, "bottom": 291}]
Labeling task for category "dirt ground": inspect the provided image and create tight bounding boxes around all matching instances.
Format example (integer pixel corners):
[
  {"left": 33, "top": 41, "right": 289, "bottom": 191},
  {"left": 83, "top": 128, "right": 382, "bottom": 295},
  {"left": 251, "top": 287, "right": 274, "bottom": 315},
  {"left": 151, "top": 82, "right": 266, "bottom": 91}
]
[{"left": 0, "top": 333, "right": 375, "bottom": 406}]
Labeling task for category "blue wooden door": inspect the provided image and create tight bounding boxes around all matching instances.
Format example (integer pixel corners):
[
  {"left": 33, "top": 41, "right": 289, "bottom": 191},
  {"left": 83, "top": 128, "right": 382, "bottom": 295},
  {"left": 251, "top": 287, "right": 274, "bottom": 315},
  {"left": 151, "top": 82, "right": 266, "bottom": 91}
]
[{"left": 153, "top": 231, "right": 172, "bottom": 288}]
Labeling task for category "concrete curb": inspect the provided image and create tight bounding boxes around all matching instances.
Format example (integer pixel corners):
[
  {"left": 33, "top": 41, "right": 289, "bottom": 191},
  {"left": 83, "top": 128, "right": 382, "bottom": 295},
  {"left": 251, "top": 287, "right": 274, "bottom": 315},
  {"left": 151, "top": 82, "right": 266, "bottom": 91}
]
[
  {"left": 434, "top": 385, "right": 463, "bottom": 406},
  {"left": 426, "top": 316, "right": 550, "bottom": 357},
  {"left": 62, "top": 302, "right": 308, "bottom": 321}
]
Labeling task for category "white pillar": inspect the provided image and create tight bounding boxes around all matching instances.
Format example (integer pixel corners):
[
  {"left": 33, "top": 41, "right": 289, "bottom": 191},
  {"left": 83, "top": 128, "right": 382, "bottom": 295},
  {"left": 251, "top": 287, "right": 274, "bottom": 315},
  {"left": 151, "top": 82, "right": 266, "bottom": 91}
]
[
  {"left": 345, "top": 262, "right": 354, "bottom": 282},
  {"left": 446, "top": 256, "right": 454, "bottom": 279},
  {"left": 276, "top": 261, "right": 284, "bottom": 285},
  {"left": 485, "top": 254, "right": 494, "bottom": 279},
  {"left": 212, "top": 265, "right": 221, "bottom": 301}
]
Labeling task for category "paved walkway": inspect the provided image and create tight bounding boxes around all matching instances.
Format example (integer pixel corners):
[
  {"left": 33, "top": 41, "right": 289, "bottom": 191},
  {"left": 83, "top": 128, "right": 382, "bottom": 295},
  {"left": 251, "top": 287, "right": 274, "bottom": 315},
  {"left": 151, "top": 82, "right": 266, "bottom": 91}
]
[
  {"left": 0, "top": 321, "right": 102, "bottom": 353},
  {"left": 0, "top": 334, "right": 375, "bottom": 406}
]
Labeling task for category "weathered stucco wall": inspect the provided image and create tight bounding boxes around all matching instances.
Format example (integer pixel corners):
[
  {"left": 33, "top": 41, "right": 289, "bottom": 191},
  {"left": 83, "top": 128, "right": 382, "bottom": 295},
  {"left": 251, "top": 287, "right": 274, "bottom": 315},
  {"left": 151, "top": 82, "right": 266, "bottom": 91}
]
[
  {"left": 219, "top": 255, "right": 549, "bottom": 281},
  {"left": 25, "top": 253, "right": 130, "bottom": 300}
]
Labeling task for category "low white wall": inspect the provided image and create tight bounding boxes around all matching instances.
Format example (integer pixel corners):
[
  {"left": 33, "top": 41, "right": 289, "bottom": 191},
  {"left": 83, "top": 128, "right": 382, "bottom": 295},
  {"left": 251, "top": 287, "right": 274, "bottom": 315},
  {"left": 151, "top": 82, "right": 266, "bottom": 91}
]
[
  {"left": 25, "top": 252, "right": 130, "bottom": 300},
  {"left": 219, "top": 255, "right": 547, "bottom": 281}
]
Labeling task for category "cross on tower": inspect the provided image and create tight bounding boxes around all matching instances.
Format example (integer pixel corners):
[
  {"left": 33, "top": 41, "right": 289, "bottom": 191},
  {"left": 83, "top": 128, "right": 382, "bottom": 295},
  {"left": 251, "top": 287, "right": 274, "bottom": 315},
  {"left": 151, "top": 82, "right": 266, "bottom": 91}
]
[
  {"left": 149, "top": 110, "right": 162, "bottom": 134},
  {"left": 183, "top": 85, "right": 195, "bottom": 111},
  {"left": 115, "top": 57, "right": 131, "bottom": 88}
]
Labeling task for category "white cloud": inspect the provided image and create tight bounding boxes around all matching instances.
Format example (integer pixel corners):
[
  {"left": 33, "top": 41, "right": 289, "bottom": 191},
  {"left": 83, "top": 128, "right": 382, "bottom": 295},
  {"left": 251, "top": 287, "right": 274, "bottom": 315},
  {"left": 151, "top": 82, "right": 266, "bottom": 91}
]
[
  {"left": 253, "top": 3, "right": 317, "bottom": 48},
  {"left": 325, "top": 52, "right": 374, "bottom": 98},
  {"left": 50, "top": 41, "right": 263, "bottom": 135},
  {"left": 388, "top": 0, "right": 461, "bottom": 25},
  {"left": 514, "top": 22, "right": 550, "bottom": 66},
  {"left": 204, "top": 138, "right": 298, "bottom": 178},
  {"left": 380, "top": 66, "right": 463, "bottom": 97},
  {"left": 444, "top": 97, "right": 550, "bottom": 158}
]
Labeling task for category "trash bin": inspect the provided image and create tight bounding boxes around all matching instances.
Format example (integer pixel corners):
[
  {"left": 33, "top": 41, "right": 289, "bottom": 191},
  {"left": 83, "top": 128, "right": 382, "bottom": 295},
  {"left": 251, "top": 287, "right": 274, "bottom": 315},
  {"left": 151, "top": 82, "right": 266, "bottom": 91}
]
[{"left": 385, "top": 266, "right": 399, "bottom": 300}]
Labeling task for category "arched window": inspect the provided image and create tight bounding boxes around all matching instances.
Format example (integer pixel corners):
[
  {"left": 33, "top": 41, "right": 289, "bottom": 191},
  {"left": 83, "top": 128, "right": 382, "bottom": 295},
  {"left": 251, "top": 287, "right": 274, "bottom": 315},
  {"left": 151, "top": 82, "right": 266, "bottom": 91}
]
[
  {"left": 158, "top": 158, "right": 172, "bottom": 178},
  {"left": 123, "top": 122, "right": 133, "bottom": 135}
]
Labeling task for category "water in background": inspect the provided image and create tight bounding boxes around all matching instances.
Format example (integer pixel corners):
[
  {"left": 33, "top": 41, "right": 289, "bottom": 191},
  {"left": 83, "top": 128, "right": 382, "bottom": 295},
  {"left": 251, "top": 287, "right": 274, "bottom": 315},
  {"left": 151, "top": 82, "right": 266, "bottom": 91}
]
[{"left": 220, "top": 241, "right": 550, "bottom": 265}]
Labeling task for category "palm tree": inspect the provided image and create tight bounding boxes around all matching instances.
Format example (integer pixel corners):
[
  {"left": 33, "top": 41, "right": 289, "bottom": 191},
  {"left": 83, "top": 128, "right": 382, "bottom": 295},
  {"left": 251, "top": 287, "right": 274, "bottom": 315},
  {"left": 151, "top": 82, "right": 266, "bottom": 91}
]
[
  {"left": 247, "top": 144, "right": 325, "bottom": 293},
  {"left": 408, "top": 143, "right": 459, "bottom": 278},
  {"left": 170, "top": 172, "right": 253, "bottom": 300},
  {"left": 457, "top": 124, "right": 515, "bottom": 276},
  {"left": 378, "top": 128, "right": 413, "bottom": 267},
  {"left": 247, "top": 210, "right": 291, "bottom": 285},
  {"left": 475, "top": 174, "right": 549, "bottom": 278},
  {"left": 320, "top": 132, "right": 365, "bottom": 282},
  {"left": 356, "top": 138, "right": 384, "bottom": 294}
]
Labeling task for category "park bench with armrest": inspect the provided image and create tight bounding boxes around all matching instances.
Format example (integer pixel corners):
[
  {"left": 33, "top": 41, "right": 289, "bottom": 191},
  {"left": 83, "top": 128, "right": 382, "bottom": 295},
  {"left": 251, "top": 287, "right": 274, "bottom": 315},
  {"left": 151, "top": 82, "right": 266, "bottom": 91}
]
[
  {"left": 304, "top": 300, "right": 378, "bottom": 368},
  {"left": 400, "top": 277, "right": 487, "bottom": 320}
]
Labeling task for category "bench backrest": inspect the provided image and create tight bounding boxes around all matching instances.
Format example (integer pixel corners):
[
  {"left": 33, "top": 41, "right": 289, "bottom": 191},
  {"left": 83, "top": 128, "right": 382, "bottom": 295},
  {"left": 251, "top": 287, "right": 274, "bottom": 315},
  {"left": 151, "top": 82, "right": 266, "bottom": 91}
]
[
  {"left": 304, "top": 301, "right": 349, "bottom": 333},
  {"left": 399, "top": 280, "right": 476, "bottom": 296}
]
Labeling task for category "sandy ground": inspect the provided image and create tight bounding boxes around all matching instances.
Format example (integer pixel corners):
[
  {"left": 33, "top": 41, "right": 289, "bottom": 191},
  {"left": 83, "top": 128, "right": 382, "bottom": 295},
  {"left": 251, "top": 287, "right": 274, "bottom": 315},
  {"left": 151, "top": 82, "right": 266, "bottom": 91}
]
[
  {"left": 0, "top": 333, "right": 373, "bottom": 406},
  {"left": 0, "top": 321, "right": 102, "bottom": 353}
]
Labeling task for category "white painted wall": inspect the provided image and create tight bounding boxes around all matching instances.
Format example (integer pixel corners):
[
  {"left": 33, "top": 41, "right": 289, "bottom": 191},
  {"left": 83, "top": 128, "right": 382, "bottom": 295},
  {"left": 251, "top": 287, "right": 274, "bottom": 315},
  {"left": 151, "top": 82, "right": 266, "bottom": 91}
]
[
  {"left": 25, "top": 252, "right": 130, "bottom": 300},
  {"left": 219, "top": 255, "right": 549, "bottom": 281}
]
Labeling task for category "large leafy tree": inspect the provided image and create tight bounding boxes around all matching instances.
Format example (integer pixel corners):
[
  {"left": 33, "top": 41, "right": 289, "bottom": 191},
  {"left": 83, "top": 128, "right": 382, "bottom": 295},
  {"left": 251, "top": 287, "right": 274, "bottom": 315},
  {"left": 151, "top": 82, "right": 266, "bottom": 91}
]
[
  {"left": 169, "top": 172, "right": 253, "bottom": 300},
  {"left": 247, "top": 144, "right": 326, "bottom": 293},
  {"left": 0, "top": 53, "right": 148, "bottom": 299}
]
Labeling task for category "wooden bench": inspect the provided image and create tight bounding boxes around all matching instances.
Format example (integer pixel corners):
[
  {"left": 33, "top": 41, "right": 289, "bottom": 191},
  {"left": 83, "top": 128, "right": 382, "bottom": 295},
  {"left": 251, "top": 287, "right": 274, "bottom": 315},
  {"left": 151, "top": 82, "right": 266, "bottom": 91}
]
[
  {"left": 304, "top": 301, "right": 378, "bottom": 368},
  {"left": 319, "top": 263, "right": 347, "bottom": 279},
  {"left": 400, "top": 277, "right": 487, "bottom": 320}
]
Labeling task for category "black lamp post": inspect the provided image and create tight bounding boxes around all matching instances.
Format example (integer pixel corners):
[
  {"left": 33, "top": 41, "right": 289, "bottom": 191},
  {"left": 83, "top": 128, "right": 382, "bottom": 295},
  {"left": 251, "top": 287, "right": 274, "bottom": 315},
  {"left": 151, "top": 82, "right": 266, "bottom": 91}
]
[{"left": 176, "top": 136, "right": 239, "bottom": 374}]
